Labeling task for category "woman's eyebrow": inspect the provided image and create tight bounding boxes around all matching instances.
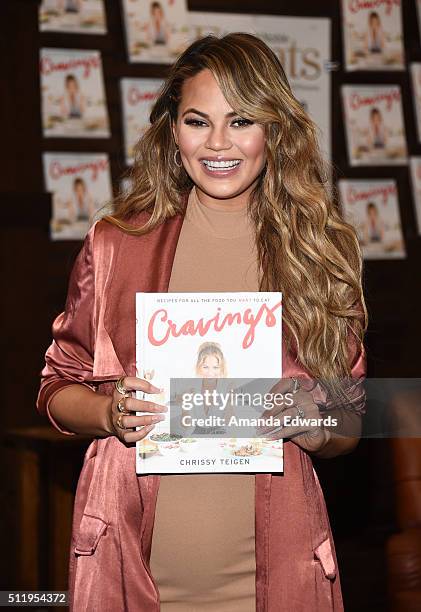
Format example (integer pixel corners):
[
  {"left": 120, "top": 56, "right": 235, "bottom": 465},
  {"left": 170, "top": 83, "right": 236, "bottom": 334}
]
[{"left": 181, "top": 108, "right": 237, "bottom": 119}]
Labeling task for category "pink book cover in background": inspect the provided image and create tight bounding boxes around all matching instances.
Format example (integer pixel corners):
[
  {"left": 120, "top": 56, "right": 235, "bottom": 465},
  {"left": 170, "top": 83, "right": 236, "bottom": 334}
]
[{"left": 135, "top": 292, "right": 284, "bottom": 475}]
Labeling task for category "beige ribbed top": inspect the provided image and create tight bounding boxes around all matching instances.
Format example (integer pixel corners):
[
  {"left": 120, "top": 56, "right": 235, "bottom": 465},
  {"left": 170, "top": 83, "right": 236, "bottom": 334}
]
[{"left": 149, "top": 186, "right": 260, "bottom": 611}]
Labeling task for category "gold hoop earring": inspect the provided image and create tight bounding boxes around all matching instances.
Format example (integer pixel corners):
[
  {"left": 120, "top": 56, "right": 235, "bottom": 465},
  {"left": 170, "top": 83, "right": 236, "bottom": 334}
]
[{"left": 174, "top": 147, "right": 182, "bottom": 168}]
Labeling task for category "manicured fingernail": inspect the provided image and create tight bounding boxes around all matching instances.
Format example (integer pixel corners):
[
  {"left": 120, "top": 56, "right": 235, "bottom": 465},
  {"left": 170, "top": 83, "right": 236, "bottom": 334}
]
[{"left": 152, "top": 415, "right": 165, "bottom": 422}]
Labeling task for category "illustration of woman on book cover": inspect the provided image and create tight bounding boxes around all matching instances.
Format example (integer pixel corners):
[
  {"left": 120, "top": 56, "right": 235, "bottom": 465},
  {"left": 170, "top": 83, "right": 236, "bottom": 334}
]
[
  {"left": 69, "top": 177, "right": 95, "bottom": 223},
  {"left": 364, "top": 11, "right": 385, "bottom": 55},
  {"left": 60, "top": 73, "right": 86, "bottom": 120},
  {"left": 144, "top": 1, "right": 172, "bottom": 46},
  {"left": 362, "top": 201, "right": 385, "bottom": 245},
  {"left": 367, "top": 107, "right": 388, "bottom": 151}
]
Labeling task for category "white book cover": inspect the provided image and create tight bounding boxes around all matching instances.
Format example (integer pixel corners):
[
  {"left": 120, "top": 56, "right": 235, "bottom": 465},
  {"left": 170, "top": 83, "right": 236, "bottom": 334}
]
[
  {"left": 409, "top": 157, "right": 421, "bottom": 236},
  {"left": 121, "top": 0, "right": 190, "bottom": 64},
  {"left": 410, "top": 64, "right": 421, "bottom": 143},
  {"left": 43, "top": 152, "right": 112, "bottom": 240},
  {"left": 40, "top": 48, "right": 110, "bottom": 138},
  {"left": 39, "top": 0, "right": 107, "bottom": 34},
  {"left": 135, "top": 292, "right": 284, "bottom": 474},
  {"left": 187, "top": 13, "right": 332, "bottom": 162},
  {"left": 341, "top": 0, "right": 404, "bottom": 71},
  {"left": 338, "top": 179, "right": 405, "bottom": 259},
  {"left": 341, "top": 85, "right": 407, "bottom": 166},
  {"left": 120, "top": 78, "right": 164, "bottom": 165}
]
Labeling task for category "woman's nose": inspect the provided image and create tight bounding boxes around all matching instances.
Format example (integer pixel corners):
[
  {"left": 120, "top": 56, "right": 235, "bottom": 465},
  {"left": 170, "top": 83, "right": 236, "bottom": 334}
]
[{"left": 205, "top": 126, "right": 232, "bottom": 150}]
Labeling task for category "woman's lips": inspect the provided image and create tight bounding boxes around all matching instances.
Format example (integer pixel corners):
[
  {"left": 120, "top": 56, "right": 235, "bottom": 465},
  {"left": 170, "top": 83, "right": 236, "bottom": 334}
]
[{"left": 200, "top": 160, "right": 242, "bottom": 177}]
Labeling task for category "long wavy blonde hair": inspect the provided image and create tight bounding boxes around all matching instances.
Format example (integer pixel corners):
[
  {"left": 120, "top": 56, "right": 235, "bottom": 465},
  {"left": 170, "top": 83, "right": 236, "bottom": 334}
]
[{"left": 105, "top": 32, "right": 368, "bottom": 401}]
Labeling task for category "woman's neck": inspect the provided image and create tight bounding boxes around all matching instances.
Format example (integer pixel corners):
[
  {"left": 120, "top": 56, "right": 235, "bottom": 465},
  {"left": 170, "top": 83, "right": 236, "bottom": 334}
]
[{"left": 194, "top": 184, "right": 251, "bottom": 212}]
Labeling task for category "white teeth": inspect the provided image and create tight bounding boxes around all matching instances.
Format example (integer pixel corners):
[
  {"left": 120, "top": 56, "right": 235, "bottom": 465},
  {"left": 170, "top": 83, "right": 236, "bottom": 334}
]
[{"left": 202, "top": 159, "right": 241, "bottom": 169}]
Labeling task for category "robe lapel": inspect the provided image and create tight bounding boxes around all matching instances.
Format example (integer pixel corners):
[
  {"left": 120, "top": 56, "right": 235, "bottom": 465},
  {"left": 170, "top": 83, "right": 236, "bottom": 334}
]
[{"left": 104, "top": 209, "right": 185, "bottom": 377}]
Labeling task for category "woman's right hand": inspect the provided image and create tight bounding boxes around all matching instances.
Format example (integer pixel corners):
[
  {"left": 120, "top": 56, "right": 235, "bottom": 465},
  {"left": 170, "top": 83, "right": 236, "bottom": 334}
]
[{"left": 108, "top": 376, "right": 168, "bottom": 444}]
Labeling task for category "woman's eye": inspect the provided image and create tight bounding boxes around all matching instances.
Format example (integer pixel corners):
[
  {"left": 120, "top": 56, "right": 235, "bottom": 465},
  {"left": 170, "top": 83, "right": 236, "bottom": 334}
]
[
  {"left": 184, "top": 118, "right": 207, "bottom": 127},
  {"left": 232, "top": 118, "right": 253, "bottom": 127},
  {"left": 184, "top": 117, "right": 253, "bottom": 127}
]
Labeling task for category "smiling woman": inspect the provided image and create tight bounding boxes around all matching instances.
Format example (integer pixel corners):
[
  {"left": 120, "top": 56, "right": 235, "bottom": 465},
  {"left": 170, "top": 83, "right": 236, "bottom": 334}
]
[
  {"left": 171, "top": 69, "right": 267, "bottom": 209},
  {"left": 37, "top": 32, "right": 367, "bottom": 611}
]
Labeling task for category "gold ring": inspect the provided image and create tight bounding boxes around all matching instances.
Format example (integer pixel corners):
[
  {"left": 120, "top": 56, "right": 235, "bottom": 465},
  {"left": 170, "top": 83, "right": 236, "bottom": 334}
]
[
  {"left": 116, "top": 414, "right": 127, "bottom": 430},
  {"left": 117, "top": 396, "right": 129, "bottom": 414},
  {"left": 115, "top": 376, "right": 128, "bottom": 395}
]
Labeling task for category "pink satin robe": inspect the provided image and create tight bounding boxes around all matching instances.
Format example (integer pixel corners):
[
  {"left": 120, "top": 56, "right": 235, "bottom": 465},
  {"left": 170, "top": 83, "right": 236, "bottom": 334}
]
[{"left": 37, "top": 205, "right": 367, "bottom": 612}]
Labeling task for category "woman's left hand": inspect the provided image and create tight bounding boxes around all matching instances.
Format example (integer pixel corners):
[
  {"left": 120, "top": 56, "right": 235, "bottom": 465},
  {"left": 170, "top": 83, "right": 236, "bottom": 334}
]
[{"left": 256, "top": 377, "right": 331, "bottom": 454}]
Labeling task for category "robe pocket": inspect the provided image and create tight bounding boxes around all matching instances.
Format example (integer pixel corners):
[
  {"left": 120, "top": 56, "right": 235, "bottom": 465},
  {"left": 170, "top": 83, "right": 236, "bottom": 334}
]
[
  {"left": 313, "top": 537, "right": 336, "bottom": 580},
  {"left": 74, "top": 514, "right": 108, "bottom": 556}
]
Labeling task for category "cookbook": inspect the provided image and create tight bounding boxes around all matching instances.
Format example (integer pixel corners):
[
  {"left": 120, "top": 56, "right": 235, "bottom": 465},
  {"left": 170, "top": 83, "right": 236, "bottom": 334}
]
[
  {"left": 409, "top": 158, "right": 421, "bottom": 236},
  {"left": 40, "top": 48, "right": 110, "bottom": 138},
  {"left": 120, "top": 78, "right": 163, "bottom": 166},
  {"left": 135, "top": 292, "right": 284, "bottom": 474},
  {"left": 338, "top": 178, "right": 405, "bottom": 259},
  {"left": 410, "top": 64, "right": 421, "bottom": 144},
  {"left": 121, "top": 0, "right": 190, "bottom": 64},
  {"left": 39, "top": 0, "right": 107, "bottom": 34},
  {"left": 341, "top": 84, "right": 407, "bottom": 166},
  {"left": 340, "top": 0, "right": 404, "bottom": 71},
  {"left": 43, "top": 152, "right": 112, "bottom": 240}
]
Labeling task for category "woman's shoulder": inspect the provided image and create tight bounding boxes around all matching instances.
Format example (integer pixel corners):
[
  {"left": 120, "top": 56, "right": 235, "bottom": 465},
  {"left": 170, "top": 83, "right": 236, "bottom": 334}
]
[
  {"left": 89, "top": 209, "right": 184, "bottom": 252},
  {"left": 91, "top": 210, "right": 152, "bottom": 241}
]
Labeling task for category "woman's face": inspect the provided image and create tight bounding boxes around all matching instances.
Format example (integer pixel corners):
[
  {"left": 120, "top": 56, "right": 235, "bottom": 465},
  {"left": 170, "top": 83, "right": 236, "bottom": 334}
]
[
  {"left": 172, "top": 68, "right": 267, "bottom": 210},
  {"left": 197, "top": 354, "right": 222, "bottom": 378}
]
